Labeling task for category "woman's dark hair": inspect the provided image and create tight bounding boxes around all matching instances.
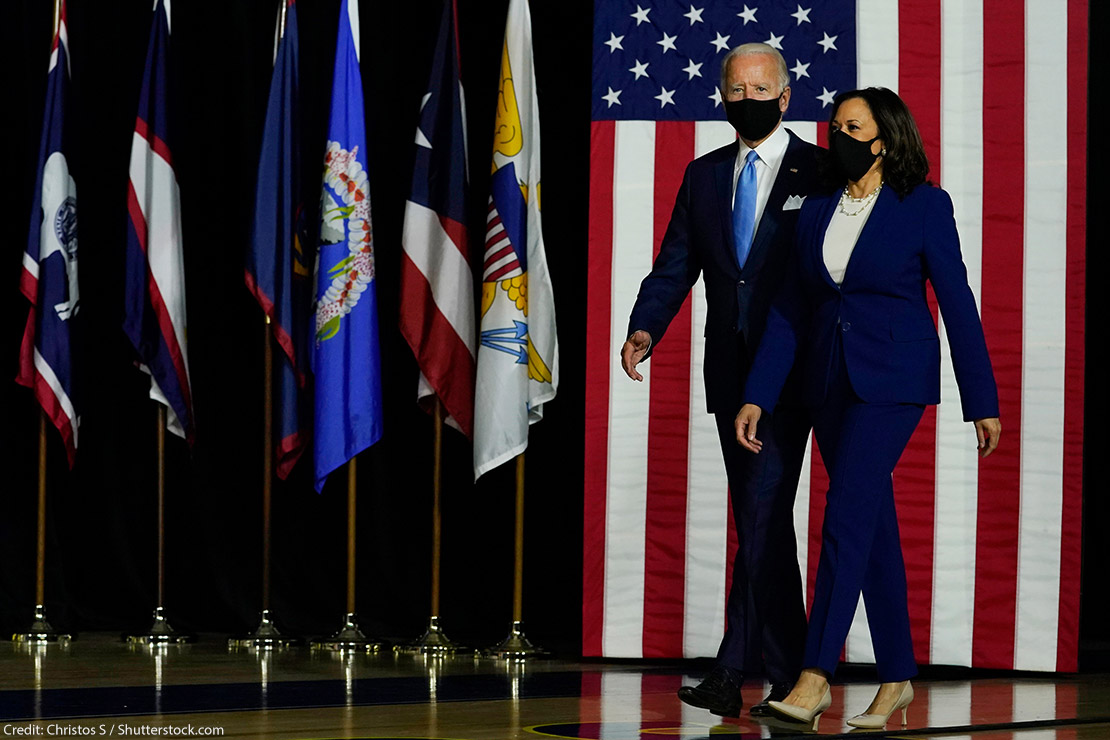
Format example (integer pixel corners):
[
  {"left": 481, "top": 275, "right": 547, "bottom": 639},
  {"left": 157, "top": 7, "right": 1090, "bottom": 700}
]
[{"left": 824, "top": 86, "right": 930, "bottom": 197}]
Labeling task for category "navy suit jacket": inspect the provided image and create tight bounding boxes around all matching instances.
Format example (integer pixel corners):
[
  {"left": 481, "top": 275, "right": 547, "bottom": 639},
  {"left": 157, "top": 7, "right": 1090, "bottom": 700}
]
[
  {"left": 743, "top": 183, "right": 1000, "bottom": 422},
  {"left": 627, "top": 129, "right": 822, "bottom": 414}
]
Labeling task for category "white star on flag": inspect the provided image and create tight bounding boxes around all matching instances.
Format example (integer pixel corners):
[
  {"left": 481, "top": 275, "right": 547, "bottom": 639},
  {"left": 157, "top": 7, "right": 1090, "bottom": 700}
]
[
  {"left": 682, "top": 59, "right": 703, "bottom": 79},
  {"left": 657, "top": 31, "right": 678, "bottom": 53},
  {"left": 602, "top": 87, "right": 622, "bottom": 107},
  {"left": 631, "top": 5, "right": 651, "bottom": 25},
  {"left": 819, "top": 32, "right": 838, "bottom": 53},
  {"left": 791, "top": 5, "right": 811, "bottom": 24},
  {"left": 604, "top": 32, "right": 624, "bottom": 53},
  {"left": 710, "top": 32, "right": 731, "bottom": 52},
  {"left": 629, "top": 59, "right": 650, "bottom": 80},
  {"left": 654, "top": 86, "right": 675, "bottom": 107},
  {"left": 766, "top": 31, "right": 784, "bottom": 49},
  {"left": 683, "top": 5, "right": 704, "bottom": 25},
  {"left": 738, "top": 5, "right": 758, "bottom": 24},
  {"left": 791, "top": 59, "right": 810, "bottom": 79},
  {"left": 817, "top": 86, "right": 837, "bottom": 107},
  {"left": 708, "top": 88, "right": 722, "bottom": 106}
]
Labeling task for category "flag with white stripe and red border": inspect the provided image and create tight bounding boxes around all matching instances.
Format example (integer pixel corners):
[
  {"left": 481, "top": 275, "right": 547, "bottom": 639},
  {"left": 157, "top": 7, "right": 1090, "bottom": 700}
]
[
  {"left": 17, "top": 0, "right": 80, "bottom": 467},
  {"left": 124, "top": 0, "right": 194, "bottom": 444},
  {"left": 583, "top": 0, "right": 1085, "bottom": 672}
]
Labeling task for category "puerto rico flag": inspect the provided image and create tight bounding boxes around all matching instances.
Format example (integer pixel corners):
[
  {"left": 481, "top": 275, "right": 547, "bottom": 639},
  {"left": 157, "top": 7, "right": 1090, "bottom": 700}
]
[
  {"left": 244, "top": 0, "right": 309, "bottom": 479},
  {"left": 17, "top": 1, "right": 80, "bottom": 467},
  {"left": 584, "top": 0, "right": 1085, "bottom": 672},
  {"left": 399, "top": 0, "right": 476, "bottom": 439},
  {"left": 124, "top": 0, "right": 194, "bottom": 443}
]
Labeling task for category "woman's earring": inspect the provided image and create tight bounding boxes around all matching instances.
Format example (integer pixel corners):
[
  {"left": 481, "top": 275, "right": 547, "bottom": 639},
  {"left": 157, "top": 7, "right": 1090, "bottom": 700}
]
[{"left": 881, "top": 147, "right": 887, "bottom": 156}]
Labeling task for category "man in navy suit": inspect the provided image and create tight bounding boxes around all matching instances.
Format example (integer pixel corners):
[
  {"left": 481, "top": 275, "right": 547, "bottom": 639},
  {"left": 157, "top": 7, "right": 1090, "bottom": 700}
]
[{"left": 620, "top": 43, "right": 822, "bottom": 717}]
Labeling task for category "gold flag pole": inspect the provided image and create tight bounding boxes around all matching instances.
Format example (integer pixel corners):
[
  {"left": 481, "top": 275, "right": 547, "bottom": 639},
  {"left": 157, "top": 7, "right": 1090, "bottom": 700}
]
[
  {"left": 13, "top": 411, "right": 71, "bottom": 644},
  {"left": 312, "top": 456, "right": 383, "bottom": 651},
  {"left": 396, "top": 397, "right": 465, "bottom": 654},
  {"left": 230, "top": 315, "right": 298, "bottom": 648},
  {"left": 13, "top": 0, "right": 70, "bottom": 646},
  {"left": 127, "top": 405, "right": 194, "bottom": 645},
  {"left": 486, "top": 453, "right": 545, "bottom": 659}
]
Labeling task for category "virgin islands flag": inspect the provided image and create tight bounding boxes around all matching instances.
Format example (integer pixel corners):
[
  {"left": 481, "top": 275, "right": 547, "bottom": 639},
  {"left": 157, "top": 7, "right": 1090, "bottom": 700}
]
[
  {"left": 473, "top": 0, "right": 558, "bottom": 479},
  {"left": 312, "top": 0, "right": 382, "bottom": 492}
]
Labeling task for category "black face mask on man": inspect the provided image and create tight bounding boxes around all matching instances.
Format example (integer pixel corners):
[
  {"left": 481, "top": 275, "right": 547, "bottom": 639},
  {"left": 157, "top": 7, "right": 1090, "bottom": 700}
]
[
  {"left": 724, "top": 94, "right": 783, "bottom": 142},
  {"left": 829, "top": 130, "right": 883, "bottom": 182}
]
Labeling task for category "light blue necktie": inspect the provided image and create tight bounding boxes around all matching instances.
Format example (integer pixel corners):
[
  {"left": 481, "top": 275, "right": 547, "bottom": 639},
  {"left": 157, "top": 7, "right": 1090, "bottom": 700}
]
[{"left": 732, "top": 149, "right": 759, "bottom": 269}]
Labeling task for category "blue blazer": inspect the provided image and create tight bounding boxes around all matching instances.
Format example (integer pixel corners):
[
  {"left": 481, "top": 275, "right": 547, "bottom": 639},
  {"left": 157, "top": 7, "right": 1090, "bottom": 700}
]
[
  {"left": 743, "top": 183, "right": 999, "bottom": 422},
  {"left": 628, "top": 130, "right": 822, "bottom": 413}
]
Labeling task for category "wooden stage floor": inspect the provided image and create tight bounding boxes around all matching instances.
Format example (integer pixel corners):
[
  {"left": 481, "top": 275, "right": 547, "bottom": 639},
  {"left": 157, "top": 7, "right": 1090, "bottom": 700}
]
[{"left": 2, "top": 634, "right": 1107, "bottom": 739}]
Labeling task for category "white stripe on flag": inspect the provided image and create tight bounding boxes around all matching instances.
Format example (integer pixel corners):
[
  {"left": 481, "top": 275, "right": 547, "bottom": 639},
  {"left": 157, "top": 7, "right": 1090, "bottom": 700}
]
[
  {"left": 856, "top": 0, "right": 899, "bottom": 93},
  {"left": 23, "top": 252, "right": 39, "bottom": 280},
  {"left": 681, "top": 120, "right": 734, "bottom": 658},
  {"left": 401, "top": 201, "right": 476, "bottom": 358},
  {"left": 603, "top": 120, "right": 657, "bottom": 657},
  {"left": 131, "top": 133, "right": 190, "bottom": 388},
  {"left": 846, "top": 595, "right": 875, "bottom": 664},
  {"left": 932, "top": 0, "right": 985, "bottom": 667},
  {"left": 1014, "top": 0, "right": 1067, "bottom": 673},
  {"left": 785, "top": 121, "right": 817, "bottom": 146},
  {"left": 794, "top": 436, "right": 812, "bottom": 609}
]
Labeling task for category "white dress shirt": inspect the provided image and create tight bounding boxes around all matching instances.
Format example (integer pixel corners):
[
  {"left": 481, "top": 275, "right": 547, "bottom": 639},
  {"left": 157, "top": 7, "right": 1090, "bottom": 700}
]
[{"left": 731, "top": 124, "right": 790, "bottom": 233}]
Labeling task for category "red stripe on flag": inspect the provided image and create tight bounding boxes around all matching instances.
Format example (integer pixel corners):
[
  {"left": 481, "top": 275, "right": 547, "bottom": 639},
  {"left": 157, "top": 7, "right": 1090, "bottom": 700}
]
[
  {"left": 641, "top": 121, "right": 695, "bottom": 658},
  {"left": 17, "top": 313, "right": 77, "bottom": 468},
  {"left": 134, "top": 116, "right": 174, "bottom": 168},
  {"left": 896, "top": 0, "right": 941, "bottom": 666},
  {"left": 974, "top": 0, "right": 1025, "bottom": 670},
  {"left": 1057, "top": 0, "right": 1087, "bottom": 674},
  {"left": 397, "top": 252, "right": 476, "bottom": 438},
  {"left": 815, "top": 125, "right": 828, "bottom": 150},
  {"left": 583, "top": 121, "right": 615, "bottom": 656},
  {"left": 483, "top": 246, "right": 515, "bottom": 270},
  {"left": 807, "top": 438, "right": 829, "bottom": 614}
]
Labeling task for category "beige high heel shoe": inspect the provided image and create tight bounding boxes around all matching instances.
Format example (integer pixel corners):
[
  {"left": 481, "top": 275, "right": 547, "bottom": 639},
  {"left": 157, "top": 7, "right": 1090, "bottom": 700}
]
[
  {"left": 767, "top": 686, "right": 832, "bottom": 731},
  {"left": 846, "top": 681, "right": 914, "bottom": 729}
]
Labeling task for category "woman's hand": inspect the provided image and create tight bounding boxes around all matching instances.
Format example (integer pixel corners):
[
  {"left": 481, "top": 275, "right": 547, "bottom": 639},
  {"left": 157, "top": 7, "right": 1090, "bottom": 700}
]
[
  {"left": 735, "top": 404, "right": 764, "bottom": 453},
  {"left": 974, "top": 417, "right": 1001, "bottom": 458}
]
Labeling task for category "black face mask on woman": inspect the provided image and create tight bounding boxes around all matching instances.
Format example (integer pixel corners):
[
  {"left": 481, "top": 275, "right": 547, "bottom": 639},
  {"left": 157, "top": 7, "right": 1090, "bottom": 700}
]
[
  {"left": 829, "top": 129, "right": 882, "bottom": 182},
  {"left": 724, "top": 94, "right": 783, "bottom": 142}
]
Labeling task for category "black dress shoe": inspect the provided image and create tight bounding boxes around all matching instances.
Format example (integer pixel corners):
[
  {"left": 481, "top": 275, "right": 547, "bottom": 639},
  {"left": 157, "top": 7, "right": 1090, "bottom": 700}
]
[
  {"left": 749, "top": 682, "right": 793, "bottom": 717},
  {"left": 676, "top": 666, "right": 743, "bottom": 717}
]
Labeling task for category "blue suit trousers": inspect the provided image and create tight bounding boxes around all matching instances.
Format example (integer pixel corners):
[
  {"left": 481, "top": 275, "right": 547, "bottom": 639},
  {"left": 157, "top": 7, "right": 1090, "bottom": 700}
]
[{"left": 805, "top": 342, "right": 924, "bottom": 682}]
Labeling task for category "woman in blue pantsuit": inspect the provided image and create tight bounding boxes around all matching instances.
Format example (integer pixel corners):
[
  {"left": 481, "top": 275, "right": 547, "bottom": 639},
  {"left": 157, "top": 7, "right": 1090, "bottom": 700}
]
[{"left": 734, "top": 87, "right": 1001, "bottom": 731}]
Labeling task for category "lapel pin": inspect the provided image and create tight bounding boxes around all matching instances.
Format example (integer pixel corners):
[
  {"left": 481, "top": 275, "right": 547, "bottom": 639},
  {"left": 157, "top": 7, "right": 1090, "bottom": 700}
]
[{"left": 790, "top": 168, "right": 798, "bottom": 173}]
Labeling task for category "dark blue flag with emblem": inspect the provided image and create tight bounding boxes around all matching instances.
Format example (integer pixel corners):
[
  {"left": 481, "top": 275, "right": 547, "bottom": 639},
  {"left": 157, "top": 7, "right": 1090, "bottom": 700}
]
[
  {"left": 18, "top": 1, "right": 80, "bottom": 467},
  {"left": 244, "top": 0, "right": 309, "bottom": 479}
]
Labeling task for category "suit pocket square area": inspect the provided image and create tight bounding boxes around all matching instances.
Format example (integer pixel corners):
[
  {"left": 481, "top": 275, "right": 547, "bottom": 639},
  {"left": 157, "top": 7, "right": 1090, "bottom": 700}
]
[{"left": 783, "top": 195, "right": 806, "bottom": 211}]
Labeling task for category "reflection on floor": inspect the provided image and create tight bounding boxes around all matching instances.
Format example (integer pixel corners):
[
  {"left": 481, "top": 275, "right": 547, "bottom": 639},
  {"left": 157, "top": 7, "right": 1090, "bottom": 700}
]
[{"left": 1, "top": 634, "right": 1107, "bottom": 739}]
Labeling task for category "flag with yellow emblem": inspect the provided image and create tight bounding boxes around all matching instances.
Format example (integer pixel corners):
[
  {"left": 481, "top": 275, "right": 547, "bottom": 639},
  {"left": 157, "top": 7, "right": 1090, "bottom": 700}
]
[{"left": 473, "top": 0, "right": 558, "bottom": 480}]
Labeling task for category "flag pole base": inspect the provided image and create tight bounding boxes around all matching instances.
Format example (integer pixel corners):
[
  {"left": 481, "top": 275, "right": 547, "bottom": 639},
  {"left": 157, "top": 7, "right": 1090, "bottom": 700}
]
[
  {"left": 394, "top": 615, "right": 468, "bottom": 655},
  {"left": 310, "top": 613, "right": 383, "bottom": 652},
  {"left": 483, "top": 620, "right": 546, "bottom": 660},
  {"left": 228, "top": 609, "right": 301, "bottom": 649},
  {"left": 12, "top": 605, "right": 72, "bottom": 644},
  {"left": 125, "top": 606, "right": 196, "bottom": 645}
]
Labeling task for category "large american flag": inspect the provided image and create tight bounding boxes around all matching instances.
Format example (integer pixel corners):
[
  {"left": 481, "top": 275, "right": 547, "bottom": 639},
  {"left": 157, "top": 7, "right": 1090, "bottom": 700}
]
[{"left": 583, "top": 0, "right": 1086, "bottom": 672}]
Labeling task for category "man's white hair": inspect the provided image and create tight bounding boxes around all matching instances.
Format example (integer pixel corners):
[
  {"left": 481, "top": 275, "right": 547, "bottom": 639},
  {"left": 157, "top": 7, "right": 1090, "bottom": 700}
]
[{"left": 719, "top": 43, "right": 790, "bottom": 92}]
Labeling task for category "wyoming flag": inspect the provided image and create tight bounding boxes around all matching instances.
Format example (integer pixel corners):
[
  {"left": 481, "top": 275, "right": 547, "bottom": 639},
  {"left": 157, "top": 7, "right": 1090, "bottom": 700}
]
[{"left": 473, "top": 0, "right": 558, "bottom": 480}]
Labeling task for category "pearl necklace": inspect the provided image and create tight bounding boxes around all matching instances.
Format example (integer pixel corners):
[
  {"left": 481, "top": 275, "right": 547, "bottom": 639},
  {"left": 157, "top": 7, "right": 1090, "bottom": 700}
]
[{"left": 838, "top": 182, "right": 883, "bottom": 217}]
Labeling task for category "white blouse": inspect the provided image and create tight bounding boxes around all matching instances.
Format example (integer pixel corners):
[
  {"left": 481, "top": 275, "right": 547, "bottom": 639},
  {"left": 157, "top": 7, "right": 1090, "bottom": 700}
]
[{"left": 823, "top": 187, "right": 880, "bottom": 285}]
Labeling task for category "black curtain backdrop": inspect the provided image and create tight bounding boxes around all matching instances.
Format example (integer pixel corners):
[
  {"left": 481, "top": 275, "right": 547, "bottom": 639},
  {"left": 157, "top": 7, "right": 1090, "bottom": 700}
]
[
  {"left": 1, "top": 0, "right": 1105, "bottom": 666},
  {"left": 0, "top": 0, "right": 591, "bottom": 652}
]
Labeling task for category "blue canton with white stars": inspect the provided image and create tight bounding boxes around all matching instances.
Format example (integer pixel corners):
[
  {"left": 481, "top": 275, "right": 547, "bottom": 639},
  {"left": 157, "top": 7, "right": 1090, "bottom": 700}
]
[{"left": 593, "top": 1, "right": 856, "bottom": 121}]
